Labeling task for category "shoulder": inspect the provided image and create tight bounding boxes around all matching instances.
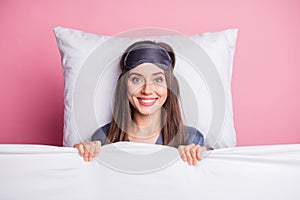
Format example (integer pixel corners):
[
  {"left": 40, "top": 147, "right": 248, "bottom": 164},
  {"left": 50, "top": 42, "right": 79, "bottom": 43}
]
[
  {"left": 183, "top": 125, "right": 204, "bottom": 146},
  {"left": 91, "top": 123, "right": 111, "bottom": 144}
]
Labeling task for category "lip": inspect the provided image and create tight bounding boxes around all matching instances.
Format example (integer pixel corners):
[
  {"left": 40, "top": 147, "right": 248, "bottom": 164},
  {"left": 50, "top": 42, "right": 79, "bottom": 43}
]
[{"left": 137, "top": 97, "right": 158, "bottom": 106}]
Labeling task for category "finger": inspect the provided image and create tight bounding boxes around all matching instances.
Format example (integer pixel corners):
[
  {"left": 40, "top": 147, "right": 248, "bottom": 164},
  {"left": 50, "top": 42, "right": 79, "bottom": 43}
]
[
  {"left": 79, "top": 144, "right": 85, "bottom": 157},
  {"left": 83, "top": 150, "right": 89, "bottom": 162},
  {"left": 190, "top": 145, "right": 197, "bottom": 160},
  {"left": 190, "top": 145, "right": 198, "bottom": 166},
  {"left": 185, "top": 150, "right": 192, "bottom": 165},
  {"left": 178, "top": 146, "right": 187, "bottom": 162},
  {"left": 184, "top": 145, "right": 194, "bottom": 165},
  {"left": 74, "top": 143, "right": 85, "bottom": 157},
  {"left": 88, "top": 142, "right": 96, "bottom": 161},
  {"left": 191, "top": 158, "right": 197, "bottom": 166},
  {"left": 83, "top": 142, "right": 90, "bottom": 162},
  {"left": 196, "top": 145, "right": 202, "bottom": 161},
  {"left": 95, "top": 141, "right": 101, "bottom": 157}
]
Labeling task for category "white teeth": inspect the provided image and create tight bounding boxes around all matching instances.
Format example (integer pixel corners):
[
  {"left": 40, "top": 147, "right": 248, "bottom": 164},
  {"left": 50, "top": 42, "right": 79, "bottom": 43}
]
[{"left": 140, "top": 99, "right": 155, "bottom": 103}]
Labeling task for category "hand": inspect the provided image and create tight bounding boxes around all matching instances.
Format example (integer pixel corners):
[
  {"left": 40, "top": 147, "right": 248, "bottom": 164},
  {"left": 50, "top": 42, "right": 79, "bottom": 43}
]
[
  {"left": 74, "top": 140, "right": 101, "bottom": 162},
  {"left": 178, "top": 144, "right": 207, "bottom": 166}
]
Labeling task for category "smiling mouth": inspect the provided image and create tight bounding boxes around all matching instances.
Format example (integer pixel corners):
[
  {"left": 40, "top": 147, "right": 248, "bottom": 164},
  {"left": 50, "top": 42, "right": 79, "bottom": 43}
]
[{"left": 137, "top": 98, "right": 157, "bottom": 106}]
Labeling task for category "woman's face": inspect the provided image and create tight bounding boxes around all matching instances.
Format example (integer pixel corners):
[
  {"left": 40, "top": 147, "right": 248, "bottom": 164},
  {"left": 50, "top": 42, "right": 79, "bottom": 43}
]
[{"left": 127, "top": 63, "right": 168, "bottom": 116}]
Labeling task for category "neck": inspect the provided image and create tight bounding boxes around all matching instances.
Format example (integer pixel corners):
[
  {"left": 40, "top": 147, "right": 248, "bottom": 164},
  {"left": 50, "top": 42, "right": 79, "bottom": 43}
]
[{"left": 130, "top": 109, "right": 163, "bottom": 138}]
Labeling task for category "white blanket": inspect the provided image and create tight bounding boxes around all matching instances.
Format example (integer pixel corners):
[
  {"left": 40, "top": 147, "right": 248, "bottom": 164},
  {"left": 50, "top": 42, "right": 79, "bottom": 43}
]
[{"left": 0, "top": 142, "right": 299, "bottom": 200}]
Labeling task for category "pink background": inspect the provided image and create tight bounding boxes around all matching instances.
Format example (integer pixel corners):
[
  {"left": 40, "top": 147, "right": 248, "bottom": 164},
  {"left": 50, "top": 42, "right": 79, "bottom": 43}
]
[{"left": 0, "top": 0, "right": 299, "bottom": 147}]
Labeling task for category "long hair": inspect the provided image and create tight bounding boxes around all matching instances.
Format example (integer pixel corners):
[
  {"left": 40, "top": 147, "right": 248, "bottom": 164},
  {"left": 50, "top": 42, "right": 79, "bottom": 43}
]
[{"left": 106, "top": 40, "right": 185, "bottom": 147}]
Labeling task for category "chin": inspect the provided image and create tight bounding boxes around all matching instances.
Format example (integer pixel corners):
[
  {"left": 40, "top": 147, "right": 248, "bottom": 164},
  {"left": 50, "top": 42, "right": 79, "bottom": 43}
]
[{"left": 136, "top": 105, "right": 161, "bottom": 116}]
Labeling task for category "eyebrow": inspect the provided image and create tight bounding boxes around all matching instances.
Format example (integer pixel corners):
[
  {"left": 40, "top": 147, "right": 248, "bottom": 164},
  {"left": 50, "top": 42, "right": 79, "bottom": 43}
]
[{"left": 129, "top": 72, "right": 164, "bottom": 77}]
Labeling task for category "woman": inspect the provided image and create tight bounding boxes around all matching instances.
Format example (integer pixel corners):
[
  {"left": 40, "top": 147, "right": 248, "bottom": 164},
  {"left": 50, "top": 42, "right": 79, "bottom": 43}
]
[{"left": 74, "top": 40, "right": 207, "bottom": 166}]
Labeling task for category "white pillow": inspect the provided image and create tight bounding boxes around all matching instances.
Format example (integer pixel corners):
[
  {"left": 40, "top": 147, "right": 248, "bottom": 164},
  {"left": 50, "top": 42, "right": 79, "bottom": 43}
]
[{"left": 54, "top": 26, "right": 238, "bottom": 149}]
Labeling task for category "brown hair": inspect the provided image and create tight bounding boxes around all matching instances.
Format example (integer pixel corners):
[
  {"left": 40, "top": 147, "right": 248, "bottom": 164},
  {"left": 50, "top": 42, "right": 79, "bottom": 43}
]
[{"left": 106, "top": 40, "right": 185, "bottom": 147}]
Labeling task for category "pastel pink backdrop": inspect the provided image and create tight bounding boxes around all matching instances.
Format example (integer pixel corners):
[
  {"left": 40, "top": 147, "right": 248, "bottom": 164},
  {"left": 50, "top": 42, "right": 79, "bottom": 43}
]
[{"left": 0, "top": 0, "right": 299, "bottom": 146}]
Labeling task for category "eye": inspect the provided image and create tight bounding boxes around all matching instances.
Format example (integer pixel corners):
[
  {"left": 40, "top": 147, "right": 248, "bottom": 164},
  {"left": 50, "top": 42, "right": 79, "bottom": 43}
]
[
  {"left": 154, "top": 77, "right": 163, "bottom": 83},
  {"left": 132, "top": 76, "right": 142, "bottom": 83}
]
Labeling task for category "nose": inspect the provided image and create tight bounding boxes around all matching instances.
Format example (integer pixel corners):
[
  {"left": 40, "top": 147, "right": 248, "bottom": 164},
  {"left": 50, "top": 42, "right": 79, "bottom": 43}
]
[{"left": 141, "top": 81, "right": 154, "bottom": 95}]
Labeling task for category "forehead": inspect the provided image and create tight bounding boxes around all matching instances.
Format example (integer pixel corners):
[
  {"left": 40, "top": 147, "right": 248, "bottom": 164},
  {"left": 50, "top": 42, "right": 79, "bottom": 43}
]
[{"left": 129, "top": 63, "right": 164, "bottom": 75}]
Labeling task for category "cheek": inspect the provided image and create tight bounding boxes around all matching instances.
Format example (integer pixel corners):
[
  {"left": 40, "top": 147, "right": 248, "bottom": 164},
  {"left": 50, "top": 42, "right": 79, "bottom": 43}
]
[
  {"left": 127, "top": 88, "right": 135, "bottom": 108},
  {"left": 127, "top": 81, "right": 139, "bottom": 96},
  {"left": 127, "top": 82, "right": 143, "bottom": 107},
  {"left": 156, "top": 85, "right": 168, "bottom": 99}
]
